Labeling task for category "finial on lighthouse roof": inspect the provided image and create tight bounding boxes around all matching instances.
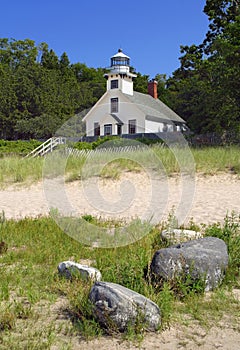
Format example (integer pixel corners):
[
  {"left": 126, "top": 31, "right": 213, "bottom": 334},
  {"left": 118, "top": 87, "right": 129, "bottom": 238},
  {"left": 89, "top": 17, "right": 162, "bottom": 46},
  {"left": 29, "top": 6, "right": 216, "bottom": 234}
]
[{"left": 111, "top": 49, "right": 130, "bottom": 60}]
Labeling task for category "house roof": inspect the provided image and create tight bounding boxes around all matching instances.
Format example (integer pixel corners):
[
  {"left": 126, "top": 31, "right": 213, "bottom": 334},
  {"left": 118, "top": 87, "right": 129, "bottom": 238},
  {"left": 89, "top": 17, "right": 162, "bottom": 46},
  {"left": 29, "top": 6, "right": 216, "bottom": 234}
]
[
  {"left": 125, "top": 91, "right": 185, "bottom": 125},
  {"left": 110, "top": 114, "right": 124, "bottom": 125},
  {"left": 82, "top": 90, "right": 186, "bottom": 126}
]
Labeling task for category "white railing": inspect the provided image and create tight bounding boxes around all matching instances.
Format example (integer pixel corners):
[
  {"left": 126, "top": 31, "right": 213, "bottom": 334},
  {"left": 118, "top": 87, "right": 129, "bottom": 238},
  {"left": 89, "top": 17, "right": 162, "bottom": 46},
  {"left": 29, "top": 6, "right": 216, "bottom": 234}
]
[{"left": 25, "top": 137, "right": 67, "bottom": 158}]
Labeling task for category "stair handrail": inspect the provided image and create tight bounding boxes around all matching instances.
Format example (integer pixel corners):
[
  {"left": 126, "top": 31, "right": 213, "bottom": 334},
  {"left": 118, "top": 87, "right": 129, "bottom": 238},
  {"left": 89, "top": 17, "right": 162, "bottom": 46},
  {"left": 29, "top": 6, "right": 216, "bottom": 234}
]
[{"left": 25, "top": 137, "right": 66, "bottom": 158}]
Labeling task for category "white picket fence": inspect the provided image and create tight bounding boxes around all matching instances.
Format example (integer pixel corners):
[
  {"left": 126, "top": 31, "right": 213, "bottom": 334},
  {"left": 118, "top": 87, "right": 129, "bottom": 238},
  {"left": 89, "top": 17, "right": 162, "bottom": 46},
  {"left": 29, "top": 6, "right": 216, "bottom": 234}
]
[
  {"left": 65, "top": 144, "right": 149, "bottom": 158},
  {"left": 25, "top": 138, "right": 164, "bottom": 158}
]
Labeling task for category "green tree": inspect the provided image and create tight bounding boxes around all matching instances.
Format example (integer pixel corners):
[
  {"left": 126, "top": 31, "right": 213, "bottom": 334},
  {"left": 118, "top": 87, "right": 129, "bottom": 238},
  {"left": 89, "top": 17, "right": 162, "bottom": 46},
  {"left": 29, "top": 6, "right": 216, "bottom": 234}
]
[
  {"left": 0, "top": 64, "right": 17, "bottom": 138},
  {"left": 41, "top": 47, "right": 59, "bottom": 69},
  {"left": 154, "top": 73, "right": 171, "bottom": 104},
  {"left": 0, "top": 38, "right": 38, "bottom": 68},
  {"left": 167, "top": 0, "right": 240, "bottom": 134},
  {"left": 59, "top": 52, "right": 70, "bottom": 70},
  {"left": 133, "top": 72, "right": 149, "bottom": 93},
  {"left": 203, "top": 0, "right": 239, "bottom": 52}
]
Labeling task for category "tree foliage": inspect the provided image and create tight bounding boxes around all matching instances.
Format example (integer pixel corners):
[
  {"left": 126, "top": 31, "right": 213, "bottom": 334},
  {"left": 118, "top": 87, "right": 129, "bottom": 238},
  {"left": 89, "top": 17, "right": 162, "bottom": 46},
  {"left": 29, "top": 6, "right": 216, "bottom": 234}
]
[
  {"left": 167, "top": 0, "right": 240, "bottom": 134},
  {"left": 1, "top": 3, "right": 239, "bottom": 141},
  {"left": 0, "top": 39, "right": 106, "bottom": 139}
]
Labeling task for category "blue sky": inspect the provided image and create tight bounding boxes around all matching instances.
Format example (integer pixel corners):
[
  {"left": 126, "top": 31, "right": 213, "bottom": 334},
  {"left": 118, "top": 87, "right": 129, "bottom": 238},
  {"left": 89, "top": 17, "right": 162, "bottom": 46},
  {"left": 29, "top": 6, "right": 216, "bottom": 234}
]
[{"left": 0, "top": 0, "right": 209, "bottom": 77}]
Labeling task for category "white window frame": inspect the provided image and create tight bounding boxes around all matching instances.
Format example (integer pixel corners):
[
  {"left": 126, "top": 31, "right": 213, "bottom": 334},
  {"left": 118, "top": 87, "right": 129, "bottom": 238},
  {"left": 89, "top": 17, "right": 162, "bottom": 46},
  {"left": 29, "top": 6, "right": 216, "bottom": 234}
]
[
  {"left": 104, "top": 124, "right": 112, "bottom": 136},
  {"left": 111, "top": 80, "right": 118, "bottom": 89},
  {"left": 111, "top": 98, "right": 118, "bottom": 113},
  {"left": 128, "top": 119, "right": 136, "bottom": 134}
]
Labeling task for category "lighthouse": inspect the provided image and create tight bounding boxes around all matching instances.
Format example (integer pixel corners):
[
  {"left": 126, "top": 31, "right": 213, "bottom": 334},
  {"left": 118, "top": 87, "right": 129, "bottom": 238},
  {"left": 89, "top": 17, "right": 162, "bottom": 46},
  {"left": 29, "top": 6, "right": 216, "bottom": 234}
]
[
  {"left": 82, "top": 49, "right": 187, "bottom": 138},
  {"left": 105, "top": 49, "right": 137, "bottom": 96}
]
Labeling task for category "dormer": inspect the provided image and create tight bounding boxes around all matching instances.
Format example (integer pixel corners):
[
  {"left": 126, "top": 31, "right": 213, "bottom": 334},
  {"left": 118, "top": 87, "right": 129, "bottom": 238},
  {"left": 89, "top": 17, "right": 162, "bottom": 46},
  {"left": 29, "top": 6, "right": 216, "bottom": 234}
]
[{"left": 105, "top": 49, "right": 137, "bottom": 96}]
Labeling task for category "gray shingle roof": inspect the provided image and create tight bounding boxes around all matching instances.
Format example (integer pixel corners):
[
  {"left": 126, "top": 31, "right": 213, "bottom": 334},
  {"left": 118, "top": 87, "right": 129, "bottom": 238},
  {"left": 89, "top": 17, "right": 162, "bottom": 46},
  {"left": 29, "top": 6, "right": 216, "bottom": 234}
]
[
  {"left": 125, "top": 91, "right": 185, "bottom": 124},
  {"left": 110, "top": 114, "right": 124, "bottom": 125}
]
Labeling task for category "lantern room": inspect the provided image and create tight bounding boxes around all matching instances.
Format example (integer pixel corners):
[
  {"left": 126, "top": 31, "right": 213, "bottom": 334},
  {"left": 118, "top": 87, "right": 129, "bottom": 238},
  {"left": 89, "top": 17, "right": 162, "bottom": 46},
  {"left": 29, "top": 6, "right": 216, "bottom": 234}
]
[
  {"left": 110, "top": 48, "right": 130, "bottom": 74},
  {"left": 105, "top": 48, "right": 136, "bottom": 95}
]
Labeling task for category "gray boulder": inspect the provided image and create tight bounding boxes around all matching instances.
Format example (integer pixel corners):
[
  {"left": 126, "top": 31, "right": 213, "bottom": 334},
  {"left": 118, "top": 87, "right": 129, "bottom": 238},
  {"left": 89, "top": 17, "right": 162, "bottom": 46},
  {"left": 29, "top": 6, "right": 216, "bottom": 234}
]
[
  {"left": 58, "top": 261, "right": 101, "bottom": 281},
  {"left": 89, "top": 281, "right": 161, "bottom": 332},
  {"left": 150, "top": 237, "right": 228, "bottom": 291}
]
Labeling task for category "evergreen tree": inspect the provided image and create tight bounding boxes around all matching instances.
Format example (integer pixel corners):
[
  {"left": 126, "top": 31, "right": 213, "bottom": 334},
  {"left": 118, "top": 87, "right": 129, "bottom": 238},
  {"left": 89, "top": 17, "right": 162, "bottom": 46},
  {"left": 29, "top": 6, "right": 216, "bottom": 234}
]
[{"left": 167, "top": 0, "right": 240, "bottom": 134}]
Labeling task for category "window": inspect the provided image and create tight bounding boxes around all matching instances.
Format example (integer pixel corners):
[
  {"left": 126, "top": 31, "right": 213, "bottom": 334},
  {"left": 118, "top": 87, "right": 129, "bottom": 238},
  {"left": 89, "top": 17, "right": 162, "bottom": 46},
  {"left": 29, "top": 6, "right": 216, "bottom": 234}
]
[
  {"left": 94, "top": 122, "right": 100, "bottom": 136},
  {"left": 104, "top": 124, "right": 112, "bottom": 136},
  {"left": 111, "top": 98, "right": 118, "bottom": 113},
  {"left": 111, "top": 80, "right": 118, "bottom": 89},
  {"left": 128, "top": 119, "right": 136, "bottom": 134},
  {"left": 162, "top": 123, "right": 168, "bottom": 132}
]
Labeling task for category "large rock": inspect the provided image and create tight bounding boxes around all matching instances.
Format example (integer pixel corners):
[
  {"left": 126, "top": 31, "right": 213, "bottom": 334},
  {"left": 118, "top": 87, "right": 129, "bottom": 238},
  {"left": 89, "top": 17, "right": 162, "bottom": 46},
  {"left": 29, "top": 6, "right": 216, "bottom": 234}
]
[
  {"left": 150, "top": 237, "right": 228, "bottom": 291},
  {"left": 89, "top": 281, "right": 161, "bottom": 332},
  {"left": 58, "top": 261, "right": 101, "bottom": 281}
]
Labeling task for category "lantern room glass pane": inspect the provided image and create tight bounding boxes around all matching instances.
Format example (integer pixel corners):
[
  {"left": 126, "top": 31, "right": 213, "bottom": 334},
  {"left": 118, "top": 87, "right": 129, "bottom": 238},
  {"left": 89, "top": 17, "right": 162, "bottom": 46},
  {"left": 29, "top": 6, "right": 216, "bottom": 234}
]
[{"left": 111, "top": 57, "right": 130, "bottom": 66}]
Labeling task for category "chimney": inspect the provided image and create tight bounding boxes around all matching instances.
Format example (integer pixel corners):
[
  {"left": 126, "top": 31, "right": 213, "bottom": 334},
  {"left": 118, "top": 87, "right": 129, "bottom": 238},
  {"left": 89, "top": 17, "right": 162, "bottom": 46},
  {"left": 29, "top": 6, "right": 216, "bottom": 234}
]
[{"left": 148, "top": 79, "right": 158, "bottom": 99}]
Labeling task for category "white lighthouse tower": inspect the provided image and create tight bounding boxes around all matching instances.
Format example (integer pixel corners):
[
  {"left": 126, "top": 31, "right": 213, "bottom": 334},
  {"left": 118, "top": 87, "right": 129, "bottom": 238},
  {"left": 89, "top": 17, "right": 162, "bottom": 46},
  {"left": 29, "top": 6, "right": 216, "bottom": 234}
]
[{"left": 105, "top": 49, "right": 137, "bottom": 96}]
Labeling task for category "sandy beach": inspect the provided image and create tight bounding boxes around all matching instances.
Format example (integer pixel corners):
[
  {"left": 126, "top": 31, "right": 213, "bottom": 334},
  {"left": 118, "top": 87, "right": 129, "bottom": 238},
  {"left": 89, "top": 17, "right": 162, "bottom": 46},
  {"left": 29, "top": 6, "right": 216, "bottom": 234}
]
[
  {"left": 1, "top": 172, "right": 239, "bottom": 226},
  {"left": 1, "top": 172, "right": 240, "bottom": 349}
]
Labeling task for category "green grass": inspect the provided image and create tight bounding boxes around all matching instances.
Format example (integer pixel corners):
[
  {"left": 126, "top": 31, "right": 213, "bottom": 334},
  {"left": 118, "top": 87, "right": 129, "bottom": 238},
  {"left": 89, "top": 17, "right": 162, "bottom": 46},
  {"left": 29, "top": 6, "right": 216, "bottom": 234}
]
[
  {"left": 191, "top": 146, "right": 240, "bottom": 174},
  {"left": 0, "top": 145, "right": 239, "bottom": 187},
  {"left": 0, "top": 143, "right": 239, "bottom": 347},
  {"left": 0, "top": 213, "right": 239, "bottom": 348},
  {"left": 0, "top": 139, "right": 42, "bottom": 157},
  {"left": 0, "top": 156, "right": 44, "bottom": 186}
]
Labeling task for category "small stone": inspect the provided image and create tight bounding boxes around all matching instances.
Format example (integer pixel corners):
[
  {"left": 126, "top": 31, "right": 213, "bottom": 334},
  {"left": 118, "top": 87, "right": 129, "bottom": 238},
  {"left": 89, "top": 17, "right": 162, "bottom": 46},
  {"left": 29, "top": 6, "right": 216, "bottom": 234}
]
[
  {"left": 58, "top": 261, "right": 101, "bottom": 281},
  {"left": 161, "top": 228, "right": 202, "bottom": 244}
]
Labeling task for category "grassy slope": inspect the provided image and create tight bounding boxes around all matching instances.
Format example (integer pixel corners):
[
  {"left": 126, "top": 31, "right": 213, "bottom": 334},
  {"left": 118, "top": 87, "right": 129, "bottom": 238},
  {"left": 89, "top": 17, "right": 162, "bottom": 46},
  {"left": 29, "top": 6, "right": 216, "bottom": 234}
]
[
  {"left": 0, "top": 146, "right": 239, "bottom": 187},
  {"left": 0, "top": 146, "right": 239, "bottom": 348},
  {"left": 0, "top": 213, "right": 239, "bottom": 348}
]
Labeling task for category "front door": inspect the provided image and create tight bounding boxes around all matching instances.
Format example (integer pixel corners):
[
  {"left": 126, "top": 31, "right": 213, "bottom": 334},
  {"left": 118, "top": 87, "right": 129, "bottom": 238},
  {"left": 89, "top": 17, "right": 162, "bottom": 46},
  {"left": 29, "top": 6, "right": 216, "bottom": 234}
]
[{"left": 117, "top": 124, "right": 122, "bottom": 136}]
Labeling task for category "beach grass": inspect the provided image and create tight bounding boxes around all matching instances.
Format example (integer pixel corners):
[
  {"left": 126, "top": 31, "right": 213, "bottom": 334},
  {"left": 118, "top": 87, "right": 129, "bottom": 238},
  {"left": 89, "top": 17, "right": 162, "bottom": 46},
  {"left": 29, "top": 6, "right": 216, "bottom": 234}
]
[
  {"left": 0, "top": 145, "right": 239, "bottom": 187},
  {"left": 0, "top": 213, "right": 239, "bottom": 348},
  {"left": 0, "top": 143, "right": 239, "bottom": 348},
  {"left": 191, "top": 145, "right": 240, "bottom": 174},
  {"left": 0, "top": 156, "right": 44, "bottom": 187}
]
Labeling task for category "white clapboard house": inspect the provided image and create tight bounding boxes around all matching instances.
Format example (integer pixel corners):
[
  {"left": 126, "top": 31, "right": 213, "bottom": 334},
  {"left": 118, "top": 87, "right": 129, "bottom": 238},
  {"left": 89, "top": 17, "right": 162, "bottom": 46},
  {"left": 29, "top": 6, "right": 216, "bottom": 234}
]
[{"left": 82, "top": 49, "right": 187, "bottom": 138}]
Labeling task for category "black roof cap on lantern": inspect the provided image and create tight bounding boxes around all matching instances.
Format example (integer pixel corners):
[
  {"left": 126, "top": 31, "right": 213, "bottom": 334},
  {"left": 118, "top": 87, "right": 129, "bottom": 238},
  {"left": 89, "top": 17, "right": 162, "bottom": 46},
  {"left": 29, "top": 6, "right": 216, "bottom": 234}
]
[{"left": 111, "top": 48, "right": 130, "bottom": 67}]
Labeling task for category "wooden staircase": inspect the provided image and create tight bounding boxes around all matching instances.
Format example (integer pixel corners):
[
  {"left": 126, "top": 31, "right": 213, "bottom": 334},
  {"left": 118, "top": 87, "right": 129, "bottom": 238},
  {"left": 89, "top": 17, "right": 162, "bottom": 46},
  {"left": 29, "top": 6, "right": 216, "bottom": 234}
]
[{"left": 25, "top": 137, "right": 67, "bottom": 158}]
